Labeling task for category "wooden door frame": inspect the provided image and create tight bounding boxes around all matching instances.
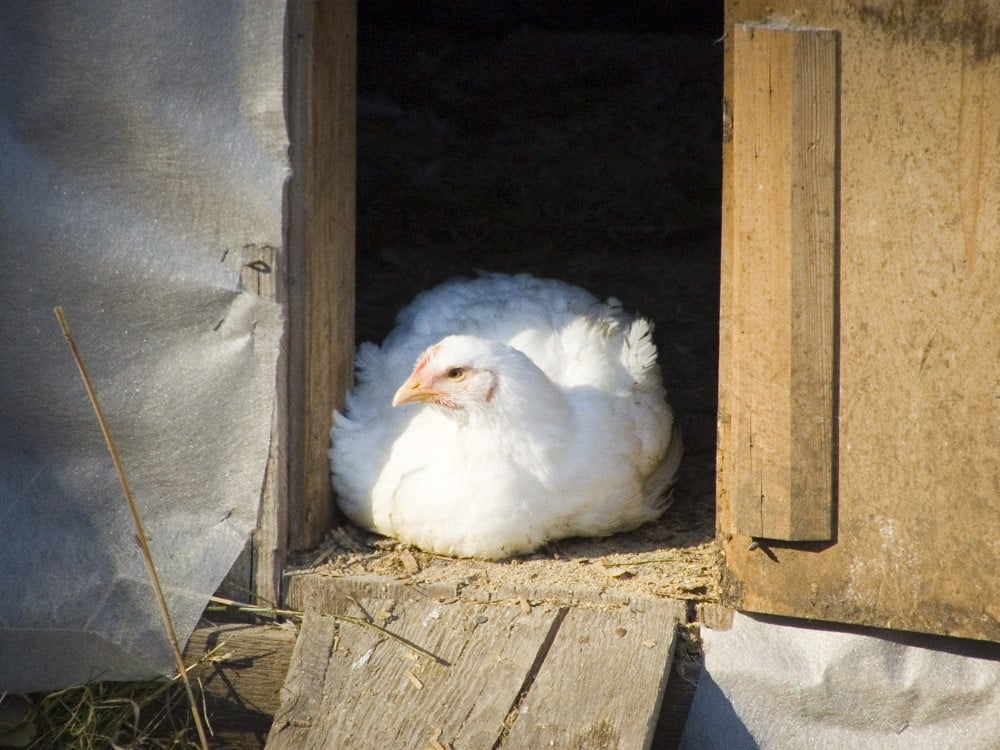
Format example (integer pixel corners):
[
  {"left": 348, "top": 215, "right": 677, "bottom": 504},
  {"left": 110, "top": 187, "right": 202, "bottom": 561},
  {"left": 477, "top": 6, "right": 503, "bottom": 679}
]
[{"left": 222, "top": 0, "right": 356, "bottom": 606}]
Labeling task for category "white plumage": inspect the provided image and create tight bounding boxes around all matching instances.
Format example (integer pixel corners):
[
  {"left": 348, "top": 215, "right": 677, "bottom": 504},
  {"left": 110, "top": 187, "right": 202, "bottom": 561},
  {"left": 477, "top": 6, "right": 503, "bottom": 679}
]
[{"left": 330, "top": 272, "right": 681, "bottom": 559}]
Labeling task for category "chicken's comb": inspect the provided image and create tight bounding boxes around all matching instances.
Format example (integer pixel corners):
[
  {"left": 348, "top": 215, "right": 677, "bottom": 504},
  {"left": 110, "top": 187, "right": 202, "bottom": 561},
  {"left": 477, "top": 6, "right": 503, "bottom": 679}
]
[{"left": 413, "top": 343, "right": 441, "bottom": 373}]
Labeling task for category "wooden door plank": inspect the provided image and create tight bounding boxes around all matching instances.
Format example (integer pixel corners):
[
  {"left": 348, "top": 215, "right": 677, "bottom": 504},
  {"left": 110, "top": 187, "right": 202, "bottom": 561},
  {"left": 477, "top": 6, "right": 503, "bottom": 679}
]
[
  {"left": 729, "top": 24, "right": 839, "bottom": 540},
  {"left": 266, "top": 600, "right": 563, "bottom": 749},
  {"left": 500, "top": 606, "right": 677, "bottom": 750}
]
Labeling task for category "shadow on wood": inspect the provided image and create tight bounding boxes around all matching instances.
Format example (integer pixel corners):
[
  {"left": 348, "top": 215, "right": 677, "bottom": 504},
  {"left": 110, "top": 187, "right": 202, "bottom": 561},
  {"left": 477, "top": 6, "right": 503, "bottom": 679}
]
[{"left": 184, "top": 623, "right": 298, "bottom": 749}]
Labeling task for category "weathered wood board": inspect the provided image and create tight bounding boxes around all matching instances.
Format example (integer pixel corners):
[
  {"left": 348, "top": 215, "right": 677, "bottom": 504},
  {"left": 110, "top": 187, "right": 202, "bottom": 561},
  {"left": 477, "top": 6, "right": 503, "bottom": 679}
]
[
  {"left": 267, "top": 601, "right": 557, "bottom": 749},
  {"left": 183, "top": 623, "right": 298, "bottom": 749},
  {"left": 717, "top": 0, "right": 1000, "bottom": 641},
  {"left": 265, "top": 598, "right": 678, "bottom": 749},
  {"left": 502, "top": 606, "right": 676, "bottom": 749},
  {"left": 286, "top": 569, "right": 689, "bottom": 619}
]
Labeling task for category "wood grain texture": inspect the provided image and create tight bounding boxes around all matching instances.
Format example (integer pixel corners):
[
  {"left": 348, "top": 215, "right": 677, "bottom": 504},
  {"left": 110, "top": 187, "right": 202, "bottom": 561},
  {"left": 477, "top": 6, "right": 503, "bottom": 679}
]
[
  {"left": 286, "top": 0, "right": 357, "bottom": 552},
  {"left": 184, "top": 623, "right": 298, "bottom": 749},
  {"left": 266, "top": 602, "right": 563, "bottom": 750},
  {"left": 269, "top": 575, "right": 685, "bottom": 749},
  {"left": 729, "top": 24, "right": 838, "bottom": 541},
  {"left": 718, "top": 0, "right": 1000, "bottom": 642},
  {"left": 500, "top": 606, "right": 677, "bottom": 750},
  {"left": 284, "top": 571, "right": 688, "bottom": 625},
  {"left": 263, "top": 613, "right": 336, "bottom": 750}
]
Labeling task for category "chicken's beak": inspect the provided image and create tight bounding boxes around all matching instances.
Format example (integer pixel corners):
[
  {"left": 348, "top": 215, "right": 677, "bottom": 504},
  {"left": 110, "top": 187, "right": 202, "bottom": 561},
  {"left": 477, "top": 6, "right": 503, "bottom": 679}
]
[{"left": 392, "top": 374, "right": 437, "bottom": 407}]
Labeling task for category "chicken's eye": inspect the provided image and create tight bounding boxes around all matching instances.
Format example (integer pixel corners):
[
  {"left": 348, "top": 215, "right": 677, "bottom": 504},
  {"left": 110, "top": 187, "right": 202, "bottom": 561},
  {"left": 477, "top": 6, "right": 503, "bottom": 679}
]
[{"left": 446, "top": 367, "right": 465, "bottom": 380}]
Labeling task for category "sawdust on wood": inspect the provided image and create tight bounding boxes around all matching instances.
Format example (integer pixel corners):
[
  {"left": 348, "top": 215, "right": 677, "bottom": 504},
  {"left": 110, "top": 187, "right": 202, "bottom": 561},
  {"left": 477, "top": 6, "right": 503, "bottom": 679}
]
[{"left": 290, "top": 516, "right": 720, "bottom": 606}]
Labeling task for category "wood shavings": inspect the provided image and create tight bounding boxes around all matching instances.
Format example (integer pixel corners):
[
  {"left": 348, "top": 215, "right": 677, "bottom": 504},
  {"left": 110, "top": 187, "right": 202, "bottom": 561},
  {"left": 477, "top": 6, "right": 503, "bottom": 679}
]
[
  {"left": 400, "top": 548, "right": 421, "bottom": 576},
  {"left": 405, "top": 669, "right": 424, "bottom": 690},
  {"left": 598, "top": 561, "right": 633, "bottom": 579},
  {"left": 426, "top": 728, "right": 453, "bottom": 750},
  {"left": 293, "top": 521, "right": 721, "bottom": 606}
]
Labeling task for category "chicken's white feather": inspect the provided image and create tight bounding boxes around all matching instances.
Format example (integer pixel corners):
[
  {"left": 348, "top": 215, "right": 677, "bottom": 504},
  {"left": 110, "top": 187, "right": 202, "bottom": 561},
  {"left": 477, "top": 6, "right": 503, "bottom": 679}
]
[{"left": 330, "top": 272, "right": 680, "bottom": 559}]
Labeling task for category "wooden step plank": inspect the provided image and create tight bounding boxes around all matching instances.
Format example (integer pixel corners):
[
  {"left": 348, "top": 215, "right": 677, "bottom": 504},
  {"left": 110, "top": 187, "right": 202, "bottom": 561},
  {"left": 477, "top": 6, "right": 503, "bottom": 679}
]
[
  {"left": 263, "top": 612, "right": 338, "bottom": 750},
  {"left": 500, "top": 606, "right": 678, "bottom": 750},
  {"left": 185, "top": 622, "right": 297, "bottom": 716},
  {"left": 183, "top": 622, "right": 298, "bottom": 750},
  {"left": 265, "top": 599, "right": 563, "bottom": 749}
]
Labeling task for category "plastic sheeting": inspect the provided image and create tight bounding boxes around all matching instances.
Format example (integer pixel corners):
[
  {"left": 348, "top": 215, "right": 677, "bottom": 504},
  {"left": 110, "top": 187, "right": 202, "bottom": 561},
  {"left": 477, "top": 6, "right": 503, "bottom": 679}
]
[
  {"left": 0, "top": 2, "right": 287, "bottom": 691},
  {"left": 680, "top": 612, "right": 1000, "bottom": 749}
]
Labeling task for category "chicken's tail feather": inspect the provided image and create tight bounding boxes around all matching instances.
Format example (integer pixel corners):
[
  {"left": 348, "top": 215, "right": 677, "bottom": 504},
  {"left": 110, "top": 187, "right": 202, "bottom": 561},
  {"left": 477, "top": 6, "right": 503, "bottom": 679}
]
[{"left": 620, "top": 318, "right": 659, "bottom": 383}]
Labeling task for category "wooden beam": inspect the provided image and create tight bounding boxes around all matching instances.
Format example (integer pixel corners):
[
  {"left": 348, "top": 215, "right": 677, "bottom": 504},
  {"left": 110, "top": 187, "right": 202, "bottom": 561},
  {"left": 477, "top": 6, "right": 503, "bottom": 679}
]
[
  {"left": 286, "top": 0, "right": 357, "bottom": 555},
  {"left": 728, "top": 24, "right": 839, "bottom": 541}
]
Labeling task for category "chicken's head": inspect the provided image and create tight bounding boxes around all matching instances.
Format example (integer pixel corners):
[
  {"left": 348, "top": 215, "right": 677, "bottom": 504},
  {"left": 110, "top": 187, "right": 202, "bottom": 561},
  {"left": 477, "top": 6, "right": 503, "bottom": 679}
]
[{"left": 392, "top": 336, "right": 499, "bottom": 410}]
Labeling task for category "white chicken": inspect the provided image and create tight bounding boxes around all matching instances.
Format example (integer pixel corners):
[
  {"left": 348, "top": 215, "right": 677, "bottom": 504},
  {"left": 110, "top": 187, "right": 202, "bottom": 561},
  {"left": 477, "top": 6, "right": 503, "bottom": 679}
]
[{"left": 330, "top": 272, "right": 681, "bottom": 559}]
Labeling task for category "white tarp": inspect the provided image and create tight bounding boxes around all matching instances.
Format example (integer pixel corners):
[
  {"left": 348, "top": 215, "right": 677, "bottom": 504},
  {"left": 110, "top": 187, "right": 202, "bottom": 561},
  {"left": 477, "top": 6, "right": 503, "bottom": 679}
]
[
  {"left": 681, "top": 612, "right": 1000, "bottom": 749},
  {"left": 0, "top": 2, "right": 287, "bottom": 691}
]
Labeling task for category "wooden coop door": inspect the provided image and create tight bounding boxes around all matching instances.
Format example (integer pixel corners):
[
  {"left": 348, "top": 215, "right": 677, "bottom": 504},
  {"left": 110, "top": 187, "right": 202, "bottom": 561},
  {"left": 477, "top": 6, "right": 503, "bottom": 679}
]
[{"left": 717, "top": 1, "right": 1000, "bottom": 642}]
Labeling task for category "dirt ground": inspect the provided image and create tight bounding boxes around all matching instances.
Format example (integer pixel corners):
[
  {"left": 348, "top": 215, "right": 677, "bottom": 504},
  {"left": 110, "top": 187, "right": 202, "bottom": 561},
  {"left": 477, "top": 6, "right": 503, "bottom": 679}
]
[{"left": 291, "top": 17, "right": 725, "bottom": 746}]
